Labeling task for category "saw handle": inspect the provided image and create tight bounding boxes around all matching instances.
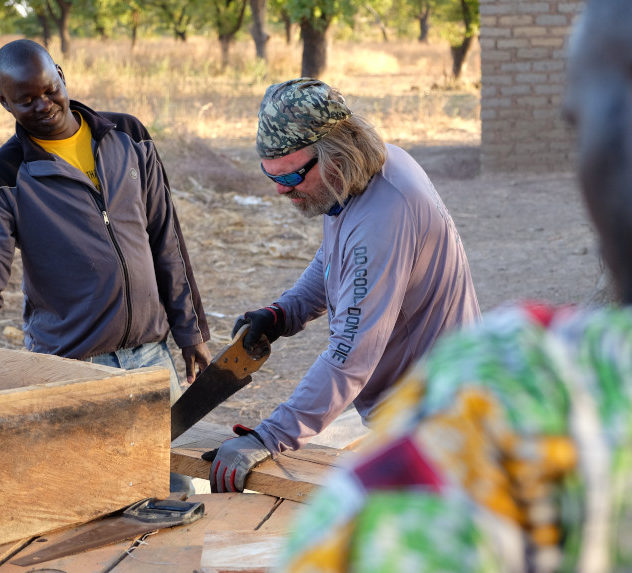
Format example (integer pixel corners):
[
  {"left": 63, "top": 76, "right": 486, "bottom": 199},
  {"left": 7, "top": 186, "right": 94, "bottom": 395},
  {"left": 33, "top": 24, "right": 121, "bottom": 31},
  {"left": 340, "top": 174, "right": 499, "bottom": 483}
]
[
  {"left": 214, "top": 324, "right": 271, "bottom": 378},
  {"left": 123, "top": 498, "right": 204, "bottom": 525}
]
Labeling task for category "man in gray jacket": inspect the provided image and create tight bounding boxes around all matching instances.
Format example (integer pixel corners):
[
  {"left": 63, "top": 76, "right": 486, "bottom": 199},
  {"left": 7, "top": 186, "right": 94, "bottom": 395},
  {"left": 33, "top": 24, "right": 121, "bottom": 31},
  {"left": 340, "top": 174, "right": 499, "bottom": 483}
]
[
  {"left": 0, "top": 41, "right": 211, "bottom": 424},
  {"left": 209, "top": 78, "right": 480, "bottom": 493}
]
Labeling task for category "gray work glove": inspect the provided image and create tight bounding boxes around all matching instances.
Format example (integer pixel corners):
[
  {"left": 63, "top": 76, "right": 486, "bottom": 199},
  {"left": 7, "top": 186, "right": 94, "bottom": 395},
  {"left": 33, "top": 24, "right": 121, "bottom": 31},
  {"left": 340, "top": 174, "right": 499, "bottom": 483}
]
[{"left": 205, "top": 425, "right": 272, "bottom": 492}]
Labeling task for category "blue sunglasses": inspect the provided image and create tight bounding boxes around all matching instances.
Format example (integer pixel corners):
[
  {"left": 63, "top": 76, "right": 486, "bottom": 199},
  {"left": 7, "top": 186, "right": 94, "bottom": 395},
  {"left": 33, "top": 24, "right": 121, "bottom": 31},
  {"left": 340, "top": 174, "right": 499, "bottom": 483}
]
[{"left": 260, "top": 156, "right": 318, "bottom": 187}]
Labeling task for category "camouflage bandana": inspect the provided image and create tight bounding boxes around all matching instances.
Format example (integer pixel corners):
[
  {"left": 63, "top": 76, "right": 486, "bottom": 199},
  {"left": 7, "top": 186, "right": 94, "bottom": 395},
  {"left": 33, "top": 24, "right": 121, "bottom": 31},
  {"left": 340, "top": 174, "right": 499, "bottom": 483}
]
[{"left": 256, "top": 78, "right": 352, "bottom": 159}]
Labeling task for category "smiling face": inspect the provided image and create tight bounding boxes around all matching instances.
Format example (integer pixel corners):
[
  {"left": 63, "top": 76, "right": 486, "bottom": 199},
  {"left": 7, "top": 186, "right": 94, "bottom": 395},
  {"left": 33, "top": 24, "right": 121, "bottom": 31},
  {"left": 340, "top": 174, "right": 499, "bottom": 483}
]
[
  {"left": 0, "top": 52, "right": 77, "bottom": 140},
  {"left": 261, "top": 147, "right": 340, "bottom": 218}
]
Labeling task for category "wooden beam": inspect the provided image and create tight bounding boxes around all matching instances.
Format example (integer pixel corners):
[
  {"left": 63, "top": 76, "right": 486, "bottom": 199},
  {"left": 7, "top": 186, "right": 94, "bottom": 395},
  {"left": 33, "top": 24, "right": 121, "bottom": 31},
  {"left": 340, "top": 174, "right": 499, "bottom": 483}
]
[{"left": 0, "top": 349, "right": 172, "bottom": 545}]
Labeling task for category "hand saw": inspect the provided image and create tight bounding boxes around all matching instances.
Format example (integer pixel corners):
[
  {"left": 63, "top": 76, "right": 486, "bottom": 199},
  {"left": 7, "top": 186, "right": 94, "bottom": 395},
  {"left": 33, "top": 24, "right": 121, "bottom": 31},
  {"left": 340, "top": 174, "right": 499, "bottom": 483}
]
[
  {"left": 11, "top": 498, "right": 204, "bottom": 567},
  {"left": 170, "top": 324, "right": 271, "bottom": 441}
]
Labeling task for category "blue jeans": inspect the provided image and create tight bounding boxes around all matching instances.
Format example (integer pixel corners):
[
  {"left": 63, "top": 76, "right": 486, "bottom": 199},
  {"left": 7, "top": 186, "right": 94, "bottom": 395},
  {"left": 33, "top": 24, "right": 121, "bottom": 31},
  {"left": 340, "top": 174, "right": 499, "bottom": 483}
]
[
  {"left": 89, "top": 340, "right": 183, "bottom": 405},
  {"left": 88, "top": 340, "right": 194, "bottom": 495}
]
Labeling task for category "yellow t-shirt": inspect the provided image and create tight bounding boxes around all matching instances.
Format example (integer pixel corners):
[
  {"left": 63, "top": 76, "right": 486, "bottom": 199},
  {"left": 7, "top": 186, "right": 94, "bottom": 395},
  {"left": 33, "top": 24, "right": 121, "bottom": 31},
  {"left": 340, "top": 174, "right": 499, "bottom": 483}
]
[{"left": 32, "top": 112, "right": 101, "bottom": 190}]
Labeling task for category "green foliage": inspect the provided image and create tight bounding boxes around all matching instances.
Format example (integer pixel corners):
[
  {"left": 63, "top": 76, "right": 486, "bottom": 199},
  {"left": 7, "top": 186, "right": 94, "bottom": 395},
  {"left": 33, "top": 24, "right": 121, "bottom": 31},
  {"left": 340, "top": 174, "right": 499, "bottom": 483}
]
[
  {"left": 282, "top": 0, "right": 372, "bottom": 31},
  {"left": 135, "top": 0, "right": 214, "bottom": 40},
  {"left": 0, "top": 1, "right": 40, "bottom": 35},
  {"left": 208, "top": 0, "right": 247, "bottom": 39},
  {"left": 432, "top": 0, "right": 478, "bottom": 46},
  {"left": 0, "top": 0, "right": 479, "bottom": 55},
  {"left": 379, "top": 0, "right": 479, "bottom": 43},
  {"left": 387, "top": 0, "right": 429, "bottom": 37}
]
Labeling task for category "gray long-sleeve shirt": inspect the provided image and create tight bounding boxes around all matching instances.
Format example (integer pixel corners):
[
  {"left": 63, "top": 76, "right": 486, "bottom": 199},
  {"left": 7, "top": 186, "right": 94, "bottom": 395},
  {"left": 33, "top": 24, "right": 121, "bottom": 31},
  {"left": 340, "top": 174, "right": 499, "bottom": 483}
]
[{"left": 256, "top": 144, "right": 480, "bottom": 455}]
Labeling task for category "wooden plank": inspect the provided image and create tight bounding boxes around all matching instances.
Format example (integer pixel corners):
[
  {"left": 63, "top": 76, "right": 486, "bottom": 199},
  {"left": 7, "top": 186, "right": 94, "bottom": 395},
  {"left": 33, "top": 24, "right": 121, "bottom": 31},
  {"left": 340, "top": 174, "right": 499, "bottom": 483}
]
[
  {"left": 2, "top": 494, "right": 301, "bottom": 572},
  {"left": 110, "top": 493, "right": 286, "bottom": 572},
  {"left": 171, "top": 421, "right": 348, "bottom": 502},
  {"left": 0, "top": 348, "right": 128, "bottom": 390},
  {"left": 0, "top": 538, "right": 33, "bottom": 564},
  {"left": 201, "top": 531, "right": 285, "bottom": 573},
  {"left": 0, "top": 349, "right": 171, "bottom": 544},
  {"left": 201, "top": 493, "right": 280, "bottom": 529},
  {"left": 245, "top": 455, "right": 335, "bottom": 502},
  {"left": 0, "top": 494, "right": 194, "bottom": 573},
  {"left": 0, "top": 536, "right": 131, "bottom": 573},
  {"left": 171, "top": 449, "right": 333, "bottom": 502},
  {"left": 256, "top": 499, "right": 303, "bottom": 532}
]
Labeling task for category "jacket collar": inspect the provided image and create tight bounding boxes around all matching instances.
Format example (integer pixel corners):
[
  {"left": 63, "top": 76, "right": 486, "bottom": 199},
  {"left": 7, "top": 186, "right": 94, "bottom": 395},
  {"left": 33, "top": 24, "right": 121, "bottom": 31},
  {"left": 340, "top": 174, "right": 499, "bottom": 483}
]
[{"left": 15, "top": 100, "right": 116, "bottom": 162}]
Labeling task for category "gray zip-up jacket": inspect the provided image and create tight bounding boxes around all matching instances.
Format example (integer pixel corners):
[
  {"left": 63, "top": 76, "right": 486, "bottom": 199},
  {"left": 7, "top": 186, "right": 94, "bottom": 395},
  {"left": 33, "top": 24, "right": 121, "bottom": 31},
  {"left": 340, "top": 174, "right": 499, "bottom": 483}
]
[
  {"left": 0, "top": 101, "right": 209, "bottom": 359},
  {"left": 255, "top": 145, "right": 480, "bottom": 455}
]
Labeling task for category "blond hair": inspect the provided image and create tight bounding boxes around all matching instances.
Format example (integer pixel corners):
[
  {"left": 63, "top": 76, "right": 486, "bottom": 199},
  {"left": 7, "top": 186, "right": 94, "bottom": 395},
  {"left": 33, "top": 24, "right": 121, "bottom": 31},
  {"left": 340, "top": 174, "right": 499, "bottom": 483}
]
[{"left": 312, "top": 114, "right": 386, "bottom": 203}]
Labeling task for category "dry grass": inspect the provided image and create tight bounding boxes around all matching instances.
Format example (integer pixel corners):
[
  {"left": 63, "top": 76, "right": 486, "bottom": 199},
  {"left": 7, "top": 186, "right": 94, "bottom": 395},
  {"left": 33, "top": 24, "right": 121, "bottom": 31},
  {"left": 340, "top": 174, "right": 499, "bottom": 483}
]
[{"left": 0, "top": 34, "right": 481, "bottom": 153}]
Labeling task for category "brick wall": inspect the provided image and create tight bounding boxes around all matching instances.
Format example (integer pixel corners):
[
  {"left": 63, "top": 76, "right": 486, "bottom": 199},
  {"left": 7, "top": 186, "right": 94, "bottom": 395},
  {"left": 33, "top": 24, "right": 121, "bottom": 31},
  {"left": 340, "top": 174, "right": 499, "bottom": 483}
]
[{"left": 479, "top": 0, "right": 584, "bottom": 173}]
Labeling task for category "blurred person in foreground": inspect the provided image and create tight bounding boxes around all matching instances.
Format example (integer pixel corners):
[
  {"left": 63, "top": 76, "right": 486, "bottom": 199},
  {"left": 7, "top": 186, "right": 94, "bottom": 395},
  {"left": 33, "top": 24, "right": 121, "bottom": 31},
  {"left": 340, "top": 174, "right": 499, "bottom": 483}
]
[
  {"left": 209, "top": 78, "right": 480, "bottom": 493},
  {"left": 0, "top": 40, "right": 212, "bottom": 490},
  {"left": 275, "top": 1, "right": 632, "bottom": 571}
]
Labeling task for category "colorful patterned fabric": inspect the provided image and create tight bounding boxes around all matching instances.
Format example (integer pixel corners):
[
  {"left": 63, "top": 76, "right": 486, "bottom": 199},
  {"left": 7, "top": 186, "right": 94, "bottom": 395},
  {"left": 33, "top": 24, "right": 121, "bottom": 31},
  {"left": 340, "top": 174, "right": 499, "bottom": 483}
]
[
  {"left": 256, "top": 78, "right": 351, "bottom": 159},
  {"left": 277, "top": 303, "right": 632, "bottom": 572}
]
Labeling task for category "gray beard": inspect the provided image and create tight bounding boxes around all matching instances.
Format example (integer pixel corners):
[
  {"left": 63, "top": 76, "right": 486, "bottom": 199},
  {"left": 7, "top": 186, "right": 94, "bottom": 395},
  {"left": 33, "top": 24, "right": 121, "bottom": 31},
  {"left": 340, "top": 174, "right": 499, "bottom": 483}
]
[{"left": 286, "top": 186, "right": 341, "bottom": 218}]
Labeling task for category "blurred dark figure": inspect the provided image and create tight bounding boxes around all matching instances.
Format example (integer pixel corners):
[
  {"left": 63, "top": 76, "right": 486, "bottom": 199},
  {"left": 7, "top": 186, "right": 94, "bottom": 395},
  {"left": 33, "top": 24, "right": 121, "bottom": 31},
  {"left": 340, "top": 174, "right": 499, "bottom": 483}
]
[{"left": 275, "top": 2, "right": 632, "bottom": 572}]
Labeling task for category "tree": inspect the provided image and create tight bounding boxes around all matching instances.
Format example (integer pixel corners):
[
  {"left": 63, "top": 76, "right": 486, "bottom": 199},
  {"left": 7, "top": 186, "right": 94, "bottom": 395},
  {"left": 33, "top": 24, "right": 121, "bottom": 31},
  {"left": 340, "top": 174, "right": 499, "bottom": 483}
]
[
  {"left": 414, "top": 0, "right": 431, "bottom": 42},
  {"left": 268, "top": 0, "right": 292, "bottom": 44},
  {"left": 1, "top": 0, "right": 52, "bottom": 44},
  {"left": 79, "top": 0, "right": 125, "bottom": 39},
  {"left": 284, "top": 0, "right": 359, "bottom": 78},
  {"left": 449, "top": 0, "right": 476, "bottom": 77},
  {"left": 35, "top": 7, "right": 52, "bottom": 46},
  {"left": 364, "top": 4, "right": 388, "bottom": 42},
  {"left": 433, "top": 0, "right": 478, "bottom": 79},
  {"left": 208, "top": 0, "right": 247, "bottom": 70},
  {"left": 45, "top": 0, "right": 72, "bottom": 55},
  {"left": 142, "top": 0, "right": 192, "bottom": 40},
  {"left": 249, "top": 0, "right": 269, "bottom": 61}
]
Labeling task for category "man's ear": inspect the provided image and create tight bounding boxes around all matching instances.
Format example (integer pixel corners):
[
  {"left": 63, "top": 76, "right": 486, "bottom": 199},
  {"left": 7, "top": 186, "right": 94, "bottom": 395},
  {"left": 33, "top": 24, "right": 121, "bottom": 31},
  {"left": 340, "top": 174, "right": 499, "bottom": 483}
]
[
  {"left": 0, "top": 96, "right": 9, "bottom": 112},
  {"left": 56, "top": 64, "right": 66, "bottom": 85}
]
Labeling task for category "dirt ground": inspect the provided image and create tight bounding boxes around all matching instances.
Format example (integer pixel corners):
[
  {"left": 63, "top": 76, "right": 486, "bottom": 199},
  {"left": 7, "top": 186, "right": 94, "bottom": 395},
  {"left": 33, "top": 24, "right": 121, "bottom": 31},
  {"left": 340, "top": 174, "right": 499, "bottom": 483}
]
[{"left": 0, "top": 139, "right": 603, "bottom": 430}]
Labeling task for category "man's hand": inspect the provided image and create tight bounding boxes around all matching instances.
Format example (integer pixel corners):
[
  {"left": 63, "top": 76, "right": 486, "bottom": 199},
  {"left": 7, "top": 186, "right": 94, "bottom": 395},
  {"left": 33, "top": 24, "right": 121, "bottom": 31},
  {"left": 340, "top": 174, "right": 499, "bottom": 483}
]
[
  {"left": 181, "top": 342, "right": 212, "bottom": 383},
  {"left": 232, "top": 304, "right": 285, "bottom": 352},
  {"left": 207, "top": 426, "right": 272, "bottom": 492}
]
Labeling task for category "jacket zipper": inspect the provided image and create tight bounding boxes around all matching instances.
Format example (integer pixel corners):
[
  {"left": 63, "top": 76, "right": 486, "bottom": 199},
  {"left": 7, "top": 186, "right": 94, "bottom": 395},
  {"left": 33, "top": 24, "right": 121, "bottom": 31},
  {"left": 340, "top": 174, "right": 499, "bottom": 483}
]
[{"left": 89, "top": 187, "right": 133, "bottom": 350}]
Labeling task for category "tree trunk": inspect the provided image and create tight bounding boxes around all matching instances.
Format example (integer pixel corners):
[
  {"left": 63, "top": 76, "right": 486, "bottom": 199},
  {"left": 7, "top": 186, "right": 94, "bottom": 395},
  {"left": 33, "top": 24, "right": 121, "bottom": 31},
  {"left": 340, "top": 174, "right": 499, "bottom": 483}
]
[
  {"left": 219, "top": 36, "right": 231, "bottom": 71},
  {"left": 46, "top": 0, "right": 72, "bottom": 55},
  {"left": 450, "top": 0, "right": 475, "bottom": 79},
  {"left": 450, "top": 35, "right": 472, "bottom": 79},
  {"left": 131, "top": 9, "right": 140, "bottom": 49},
  {"left": 300, "top": 19, "right": 328, "bottom": 78},
  {"left": 59, "top": 14, "right": 70, "bottom": 55},
  {"left": 365, "top": 5, "right": 388, "bottom": 42},
  {"left": 212, "top": 0, "right": 246, "bottom": 70},
  {"left": 280, "top": 10, "right": 292, "bottom": 44},
  {"left": 174, "top": 6, "right": 189, "bottom": 41},
  {"left": 35, "top": 10, "right": 51, "bottom": 48},
  {"left": 249, "top": 0, "right": 269, "bottom": 61},
  {"left": 96, "top": 23, "right": 108, "bottom": 40},
  {"left": 417, "top": 4, "right": 430, "bottom": 42}
]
